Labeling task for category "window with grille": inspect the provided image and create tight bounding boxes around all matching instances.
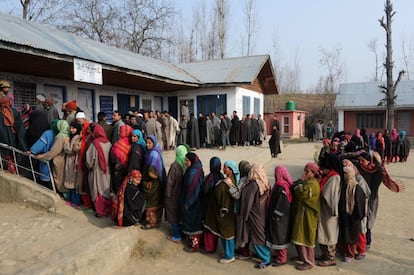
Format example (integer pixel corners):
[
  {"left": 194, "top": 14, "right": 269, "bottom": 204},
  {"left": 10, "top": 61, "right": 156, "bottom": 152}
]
[
  {"left": 253, "top": 97, "right": 260, "bottom": 116},
  {"left": 12, "top": 81, "right": 36, "bottom": 111},
  {"left": 356, "top": 113, "right": 384, "bottom": 129},
  {"left": 242, "top": 96, "right": 250, "bottom": 117}
]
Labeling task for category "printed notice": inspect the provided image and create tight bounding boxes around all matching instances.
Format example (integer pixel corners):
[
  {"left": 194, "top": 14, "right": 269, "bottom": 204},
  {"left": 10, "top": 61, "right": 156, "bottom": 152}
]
[{"left": 73, "top": 58, "right": 103, "bottom": 85}]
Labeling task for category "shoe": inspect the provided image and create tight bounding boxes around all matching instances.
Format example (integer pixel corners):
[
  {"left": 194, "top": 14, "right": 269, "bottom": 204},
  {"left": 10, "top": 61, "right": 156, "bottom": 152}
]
[
  {"left": 183, "top": 246, "right": 199, "bottom": 253},
  {"left": 254, "top": 262, "right": 270, "bottom": 269},
  {"left": 235, "top": 254, "right": 250, "bottom": 260},
  {"left": 295, "top": 263, "right": 313, "bottom": 271},
  {"left": 218, "top": 257, "right": 235, "bottom": 264},
  {"left": 166, "top": 236, "right": 181, "bottom": 244},
  {"left": 355, "top": 254, "right": 366, "bottom": 260},
  {"left": 344, "top": 257, "right": 353, "bottom": 263},
  {"left": 318, "top": 259, "right": 336, "bottom": 267}
]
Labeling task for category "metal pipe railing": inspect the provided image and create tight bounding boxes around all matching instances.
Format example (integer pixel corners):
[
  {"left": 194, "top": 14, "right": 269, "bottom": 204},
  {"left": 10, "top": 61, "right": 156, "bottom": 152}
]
[{"left": 0, "top": 142, "right": 56, "bottom": 193}]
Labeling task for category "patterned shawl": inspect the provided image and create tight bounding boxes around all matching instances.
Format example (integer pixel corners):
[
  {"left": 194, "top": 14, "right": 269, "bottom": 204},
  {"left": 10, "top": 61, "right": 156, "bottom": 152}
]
[
  {"left": 183, "top": 152, "right": 204, "bottom": 204},
  {"left": 91, "top": 123, "right": 109, "bottom": 174},
  {"left": 247, "top": 163, "right": 269, "bottom": 196},
  {"left": 204, "top": 157, "right": 223, "bottom": 193},
  {"left": 273, "top": 165, "right": 293, "bottom": 203},
  {"left": 145, "top": 135, "right": 166, "bottom": 186},
  {"left": 112, "top": 124, "right": 133, "bottom": 167}
]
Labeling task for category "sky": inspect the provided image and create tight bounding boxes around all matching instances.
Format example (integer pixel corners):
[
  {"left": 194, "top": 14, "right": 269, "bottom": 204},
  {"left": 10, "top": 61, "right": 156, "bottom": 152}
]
[
  {"left": 3, "top": 0, "right": 414, "bottom": 91},
  {"left": 174, "top": 0, "right": 414, "bottom": 90}
]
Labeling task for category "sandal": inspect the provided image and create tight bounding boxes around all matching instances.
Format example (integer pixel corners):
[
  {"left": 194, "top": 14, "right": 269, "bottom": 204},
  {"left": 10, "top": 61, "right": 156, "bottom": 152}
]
[{"left": 254, "top": 262, "right": 270, "bottom": 269}]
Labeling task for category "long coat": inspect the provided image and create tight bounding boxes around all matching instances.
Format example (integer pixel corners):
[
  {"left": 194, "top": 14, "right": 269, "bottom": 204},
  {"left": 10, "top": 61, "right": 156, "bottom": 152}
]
[
  {"left": 63, "top": 134, "right": 81, "bottom": 190},
  {"left": 164, "top": 162, "right": 184, "bottom": 224},
  {"left": 317, "top": 174, "right": 341, "bottom": 245},
  {"left": 41, "top": 134, "right": 67, "bottom": 192}
]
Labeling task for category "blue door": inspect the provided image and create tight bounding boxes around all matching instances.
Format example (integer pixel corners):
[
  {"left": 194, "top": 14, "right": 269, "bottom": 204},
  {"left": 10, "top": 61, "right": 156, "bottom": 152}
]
[{"left": 117, "top": 94, "right": 139, "bottom": 117}]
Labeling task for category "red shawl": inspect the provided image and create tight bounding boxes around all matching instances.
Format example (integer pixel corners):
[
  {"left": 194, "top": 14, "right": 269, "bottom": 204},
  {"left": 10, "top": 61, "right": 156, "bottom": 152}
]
[
  {"left": 0, "top": 96, "right": 14, "bottom": 128},
  {"left": 319, "top": 170, "right": 339, "bottom": 190},
  {"left": 91, "top": 124, "right": 109, "bottom": 174},
  {"left": 111, "top": 124, "right": 133, "bottom": 167}
]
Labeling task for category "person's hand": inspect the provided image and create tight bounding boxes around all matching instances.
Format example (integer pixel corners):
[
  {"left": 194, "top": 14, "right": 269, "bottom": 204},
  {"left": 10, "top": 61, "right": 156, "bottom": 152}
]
[
  {"left": 64, "top": 137, "right": 70, "bottom": 143},
  {"left": 36, "top": 154, "right": 44, "bottom": 159}
]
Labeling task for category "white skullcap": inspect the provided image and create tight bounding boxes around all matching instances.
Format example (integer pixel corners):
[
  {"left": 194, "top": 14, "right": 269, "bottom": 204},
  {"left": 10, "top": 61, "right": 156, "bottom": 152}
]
[
  {"left": 36, "top": 94, "right": 46, "bottom": 102},
  {"left": 75, "top": 112, "right": 86, "bottom": 119},
  {"left": 137, "top": 113, "right": 143, "bottom": 118}
]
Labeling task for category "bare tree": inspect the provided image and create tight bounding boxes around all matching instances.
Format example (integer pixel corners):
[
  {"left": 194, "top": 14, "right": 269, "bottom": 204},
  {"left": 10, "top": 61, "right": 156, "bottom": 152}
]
[
  {"left": 318, "top": 45, "right": 346, "bottom": 121},
  {"left": 215, "top": 0, "right": 229, "bottom": 59},
  {"left": 400, "top": 37, "right": 413, "bottom": 80},
  {"left": 243, "top": 0, "right": 258, "bottom": 56},
  {"left": 19, "top": 0, "right": 69, "bottom": 23},
  {"left": 378, "top": 0, "right": 405, "bottom": 130},
  {"left": 368, "top": 38, "right": 383, "bottom": 81}
]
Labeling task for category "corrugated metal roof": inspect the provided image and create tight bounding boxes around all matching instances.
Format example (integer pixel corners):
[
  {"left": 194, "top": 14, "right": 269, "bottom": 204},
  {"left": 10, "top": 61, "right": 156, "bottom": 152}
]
[
  {"left": 176, "top": 55, "right": 269, "bottom": 84},
  {"left": 0, "top": 13, "right": 199, "bottom": 84},
  {"left": 335, "top": 80, "right": 414, "bottom": 109}
]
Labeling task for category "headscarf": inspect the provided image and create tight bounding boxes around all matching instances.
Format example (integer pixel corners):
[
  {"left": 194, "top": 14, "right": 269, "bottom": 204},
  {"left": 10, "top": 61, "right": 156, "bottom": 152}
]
[
  {"left": 133, "top": 129, "right": 146, "bottom": 150},
  {"left": 224, "top": 160, "right": 240, "bottom": 185},
  {"left": 305, "top": 162, "right": 319, "bottom": 174},
  {"left": 112, "top": 124, "right": 133, "bottom": 167},
  {"left": 399, "top": 130, "right": 406, "bottom": 145},
  {"left": 70, "top": 121, "right": 82, "bottom": 139},
  {"left": 247, "top": 163, "right": 269, "bottom": 196},
  {"left": 175, "top": 145, "right": 188, "bottom": 171},
  {"left": 183, "top": 152, "right": 204, "bottom": 203},
  {"left": 91, "top": 123, "right": 109, "bottom": 174},
  {"left": 56, "top": 120, "right": 70, "bottom": 139},
  {"left": 319, "top": 153, "right": 341, "bottom": 190},
  {"left": 130, "top": 169, "right": 142, "bottom": 181},
  {"left": 344, "top": 166, "right": 357, "bottom": 215},
  {"left": 204, "top": 157, "right": 223, "bottom": 192},
  {"left": 238, "top": 160, "right": 251, "bottom": 178},
  {"left": 391, "top": 128, "right": 399, "bottom": 142},
  {"left": 273, "top": 165, "right": 293, "bottom": 203},
  {"left": 0, "top": 95, "right": 14, "bottom": 128},
  {"left": 50, "top": 119, "right": 59, "bottom": 137},
  {"left": 145, "top": 135, "right": 166, "bottom": 186}
]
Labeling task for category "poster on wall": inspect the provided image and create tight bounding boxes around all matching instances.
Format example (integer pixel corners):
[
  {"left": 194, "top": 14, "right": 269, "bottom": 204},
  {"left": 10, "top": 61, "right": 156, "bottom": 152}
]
[
  {"left": 74, "top": 58, "right": 103, "bottom": 85},
  {"left": 44, "top": 84, "right": 64, "bottom": 118}
]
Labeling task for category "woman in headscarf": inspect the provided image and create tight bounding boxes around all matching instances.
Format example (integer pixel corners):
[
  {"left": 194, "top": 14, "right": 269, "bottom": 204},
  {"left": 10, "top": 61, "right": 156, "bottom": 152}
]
[
  {"left": 35, "top": 119, "right": 70, "bottom": 197},
  {"left": 112, "top": 170, "right": 146, "bottom": 227},
  {"left": 63, "top": 121, "right": 82, "bottom": 207},
  {"left": 165, "top": 145, "right": 188, "bottom": 243},
  {"left": 338, "top": 166, "right": 366, "bottom": 262},
  {"left": 181, "top": 152, "right": 204, "bottom": 252},
  {"left": 85, "top": 123, "right": 112, "bottom": 218},
  {"left": 266, "top": 165, "right": 293, "bottom": 266},
  {"left": 398, "top": 130, "right": 410, "bottom": 162},
  {"left": 110, "top": 124, "right": 133, "bottom": 194},
  {"left": 390, "top": 128, "right": 400, "bottom": 162},
  {"left": 239, "top": 163, "right": 270, "bottom": 269},
  {"left": 202, "top": 157, "right": 224, "bottom": 253},
  {"left": 316, "top": 154, "right": 342, "bottom": 267},
  {"left": 141, "top": 135, "right": 166, "bottom": 229},
  {"left": 127, "top": 129, "right": 146, "bottom": 173},
  {"left": 291, "top": 162, "right": 320, "bottom": 271},
  {"left": 204, "top": 160, "right": 239, "bottom": 264}
]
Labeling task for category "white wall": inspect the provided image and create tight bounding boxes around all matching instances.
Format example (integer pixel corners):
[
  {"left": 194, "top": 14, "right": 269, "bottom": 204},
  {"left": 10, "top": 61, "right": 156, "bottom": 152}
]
[
  {"left": 235, "top": 87, "right": 264, "bottom": 117},
  {"left": 337, "top": 110, "right": 344, "bottom": 131}
]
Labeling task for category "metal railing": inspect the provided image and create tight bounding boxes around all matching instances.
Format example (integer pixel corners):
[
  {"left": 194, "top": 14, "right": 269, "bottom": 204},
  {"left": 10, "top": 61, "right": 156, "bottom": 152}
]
[{"left": 0, "top": 142, "right": 56, "bottom": 192}]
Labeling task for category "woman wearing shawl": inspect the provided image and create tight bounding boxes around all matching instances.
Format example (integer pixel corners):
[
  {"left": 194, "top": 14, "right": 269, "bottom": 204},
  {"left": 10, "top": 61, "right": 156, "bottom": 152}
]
[
  {"left": 35, "top": 119, "right": 70, "bottom": 197},
  {"left": 110, "top": 124, "right": 133, "bottom": 193},
  {"left": 239, "top": 163, "right": 270, "bottom": 269},
  {"left": 204, "top": 160, "right": 239, "bottom": 264},
  {"left": 141, "top": 135, "right": 166, "bottom": 229},
  {"left": 202, "top": 157, "right": 224, "bottom": 253},
  {"left": 112, "top": 170, "right": 146, "bottom": 227},
  {"left": 127, "top": 129, "right": 146, "bottom": 173},
  {"left": 165, "top": 145, "right": 188, "bottom": 243},
  {"left": 390, "top": 128, "right": 400, "bottom": 162},
  {"left": 63, "top": 121, "right": 82, "bottom": 206},
  {"left": 316, "top": 154, "right": 342, "bottom": 267},
  {"left": 181, "top": 152, "right": 204, "bottom": 252},
  {"left": 384, "top": 129, "right": 393, "bottom": 164},
  {"left": 265, "top": 165, "right": 293, "bottom": 266},
  {"left": 291, "top": 162, "right": 320, "bottom": 271},
  {"left": 338, "top": 166, "right": 366, "bottom": 262},
  {"left": 85, "top": 123, "right": 112, "bottom": 217},
  {"left": 398, "top": 130, "right": 410, "bottom": 162},
  {"left": 375, "top": 131, "right": 385, "bottom": 162}
]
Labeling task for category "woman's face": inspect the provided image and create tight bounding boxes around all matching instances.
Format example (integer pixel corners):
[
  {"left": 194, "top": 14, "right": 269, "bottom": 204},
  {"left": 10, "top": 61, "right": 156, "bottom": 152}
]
[
  {"left": 131, "top": 134, "right": 138, "bottom": 143},
  {"left": 223, "top": 165, "right": 233, "bottom": 177},
  {"left": 302, "top": 168, "right": 314, "bottom": 181},
  {"left": 70, "top": 126, "right": 77, "bottom": 135},
  {"left": 146, "top": 138, "right": 154, "bottom": 150},
  {"left": 131, "top": 176, "right": 141, "bottom": 186},
  {"left": 185, "top": 157, "right": 191, "bottom": 168}
]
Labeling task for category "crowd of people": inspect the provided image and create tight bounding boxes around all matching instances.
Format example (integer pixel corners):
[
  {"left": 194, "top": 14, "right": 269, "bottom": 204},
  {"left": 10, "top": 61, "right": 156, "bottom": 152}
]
[{"left": 0, "top": 79, "right": 407, "bottom": 271}]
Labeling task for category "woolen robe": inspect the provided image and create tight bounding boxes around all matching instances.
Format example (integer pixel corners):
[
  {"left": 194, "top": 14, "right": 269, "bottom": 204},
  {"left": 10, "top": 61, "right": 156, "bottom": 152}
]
[
  {"left": 317, "top": 174, "right": 341, "bottom": 245},
  {"left": 291, "top": 178, "right": 320, "bottom": 248},
  {"left": 164, "top": 161, "right": 184, "bottom": 224},
  {"left": 240, "top": 180, "right": 268, "bottom": 245},
  {"left": 85, "top": 141, "right": 112, "bottom": 202},
  {"left": 41, "top": 134, "right": 67, "bottom": 192},
  {"left": 203, "top": 180, "right": 236, "bottom": 240},
  {"left": 63, "top": 134, "right": 81, "bottom": 189}
]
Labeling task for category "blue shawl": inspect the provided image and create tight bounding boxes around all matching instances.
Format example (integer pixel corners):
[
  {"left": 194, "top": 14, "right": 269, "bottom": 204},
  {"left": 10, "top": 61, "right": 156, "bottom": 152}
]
[{"left": 145, "top": 135, "right": 166, "bottom": 186}]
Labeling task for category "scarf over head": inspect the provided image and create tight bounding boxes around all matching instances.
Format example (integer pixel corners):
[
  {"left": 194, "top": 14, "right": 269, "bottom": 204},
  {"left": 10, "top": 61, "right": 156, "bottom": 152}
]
[
  {"left": 224, "top": 160, "right": 240, "bottom": 185},
  {"left": 0, "top": 95, "right": 14, "bottom": 128},
  {"left": 204, "top": 157, "right": 223, "bottom": 192},
  {"left": 399, "top": 130, "right": 406, "bottom": 145},
  {"left": 130, "top": 169, "right": 142, "bottom": 181},
  {"left": 273, "top": 165, "right": 293, "bottom": 203},
  {"left": 112, "top": 124, "right": 133, "bottom": 167},
  {"left": 145, "top": 135, "right": 166, "bottom": 186},
  {"left": 238, "top": 160, "right": 251, "bottom": 178},
  {"left": 175, "top": 145, "right": 188, "bottom": 171},
  {"left": 91, "top": 123, "right": 109, "bottom": 174},
  {"left": 183, "top": 152, "right": 204, "bottom": 203},
  {"left": 133, "top": 129, "right": 147, "bottom": 150},
  {"left": 391, "top": 128, "right": 399, "bottom": 142},
  {"left": 344, "top": 166, "right": 357, "bottom": 215},
  {"left": 248, "top": 163, "right": 270, "bottom": 196},
  {"left": 56, "top": 120, "right": 70, "bottom": 139},
  {"left": 70, "top": 121, "right": 82, "bottom": 139}
]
